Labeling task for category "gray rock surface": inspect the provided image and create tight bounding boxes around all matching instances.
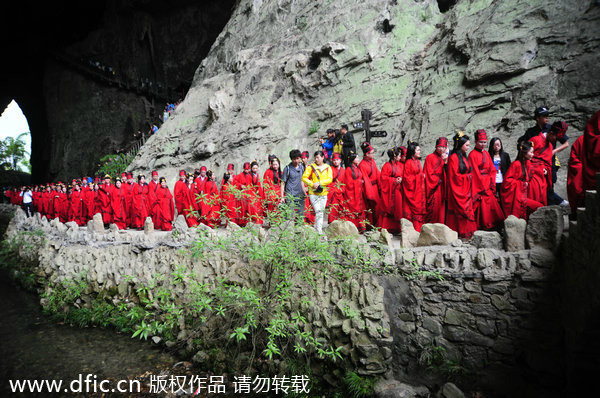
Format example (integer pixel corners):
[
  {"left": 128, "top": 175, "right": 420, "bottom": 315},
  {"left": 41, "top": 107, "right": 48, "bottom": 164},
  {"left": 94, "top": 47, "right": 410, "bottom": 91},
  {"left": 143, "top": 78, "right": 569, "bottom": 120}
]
[
  {"left": 126, "top": 0, "right": 598, "bottom": 201},
  {"left": 526, "top": 206, "right": 564, "bottom": 251},
  {"left": 144, "top": 217, "right": 154, "bottom": 235},
  {"left": 326, "top": 219, "right": 359, "bottom": 239},
  {"left": 504, "top": 215, "right": 527, "bottom": 252},
  {"left": 92, "top": 213, "right": 105, "bottom": 233},
  {"left": 400, "top": 218, "right": 419, "bottom": 248},
  {"left": 471, "top": 231, "right": 503, "bottom": 250},
  {"left": 174, "top": 215, "right": 189, "bottom": 233},
  {"left": 417, "top": 223, "right": 458, "bottom": 246}
]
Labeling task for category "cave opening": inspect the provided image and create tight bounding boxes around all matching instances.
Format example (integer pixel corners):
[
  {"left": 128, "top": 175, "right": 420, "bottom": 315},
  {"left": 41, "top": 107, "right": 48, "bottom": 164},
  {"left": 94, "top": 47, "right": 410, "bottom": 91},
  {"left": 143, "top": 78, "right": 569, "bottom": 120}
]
[
  {"left": 437, "top": 0, "right": 457, "bottom": 13},
  {"left": 0, "top": 100, "right": 32, "bottom": 174}
]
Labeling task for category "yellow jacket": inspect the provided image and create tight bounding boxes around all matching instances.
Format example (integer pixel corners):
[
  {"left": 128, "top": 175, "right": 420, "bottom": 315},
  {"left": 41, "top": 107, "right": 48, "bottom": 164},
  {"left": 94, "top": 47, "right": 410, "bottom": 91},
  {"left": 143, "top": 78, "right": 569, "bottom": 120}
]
[{"left": 302, "top": 163, "right": 333, "bottom": 196}]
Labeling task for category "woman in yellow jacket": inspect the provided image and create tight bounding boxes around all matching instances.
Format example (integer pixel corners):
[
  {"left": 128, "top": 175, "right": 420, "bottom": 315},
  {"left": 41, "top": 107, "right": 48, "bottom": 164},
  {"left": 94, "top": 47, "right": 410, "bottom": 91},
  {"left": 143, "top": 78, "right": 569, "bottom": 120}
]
[{"left": 302, "top": 150, "right": 333, "bottom": 234}]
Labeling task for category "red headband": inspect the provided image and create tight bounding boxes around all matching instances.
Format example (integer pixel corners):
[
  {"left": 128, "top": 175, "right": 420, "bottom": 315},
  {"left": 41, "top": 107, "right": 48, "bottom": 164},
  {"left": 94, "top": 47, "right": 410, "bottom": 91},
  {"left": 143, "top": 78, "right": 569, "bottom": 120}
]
[
  {"left": 362, "top": 143, "right": 374, "bottom": 154},
  {"left": 151, "top": 170, "right": 158, "bottom": 176},
  {"left": 200, "top": 166, "right": 207, "bottom": 172},
  {"left": 127, "top": 173, "right": 133, "bottom": 178},
  {"left": 332, "top": 153, "right": 342, "bottom": 160},
  {"left": 550, "top": 121, "right": 568, "bottom": 138},
  {"left": 179, "top": 170, "right": 186, "bottom": 177},
  {"left": 475, "top": 129, "right": 487, "bottom": 141},
  {"left": 301, "top": 151, "right": 310, "bottom": 159},
  {"left": 243, "top": 162, "right": 251, "bottom": 170},
  {"left": 227, "top": 163, "right": 235, "bottom": 171}
]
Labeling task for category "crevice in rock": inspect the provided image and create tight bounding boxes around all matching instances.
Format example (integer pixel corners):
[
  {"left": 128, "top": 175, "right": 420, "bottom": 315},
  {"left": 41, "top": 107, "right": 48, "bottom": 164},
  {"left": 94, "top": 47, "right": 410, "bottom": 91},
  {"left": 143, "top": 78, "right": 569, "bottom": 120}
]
[{"left": 437, "top": 0, "right": 457, "bottom": 13}]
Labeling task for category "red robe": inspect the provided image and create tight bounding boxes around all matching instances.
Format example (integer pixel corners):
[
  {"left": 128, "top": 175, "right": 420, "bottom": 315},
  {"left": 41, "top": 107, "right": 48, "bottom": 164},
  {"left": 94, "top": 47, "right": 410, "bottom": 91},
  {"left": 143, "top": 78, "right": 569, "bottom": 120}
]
[
  {"left": 68, "top": 190, "right": 85, "bottom": 226},
  {"left": 446, "top": 153, "right": 477, "bottom": 239},
  {"left": 500, "top": 160, "right": 542, "bottom": 220},
  {"left": 326, "top": 165, "right": 346, "bottom": 224},
  {"left": 342, "top": 164, "right": 370, "bottom": 231},
  {"left": 97, "top": 183, "right": 113, "bottom": 224},
  {"left": 82, "top": 187, "right": 96, "bottom": 222},
  {"left": 173, "top": 179, "right": 188, "bottom": 216},
  {"left": 359, "top": 158, "right": 381, "bottom": 227},
  {"left": 49, "top": 191, "right": 61, "bottom": 220},
  {"left": 194, "top": 176, "right": 207, "bottom": 193},
  {"left": 110, "top": 185, "right": 128, "bottom": 229},
  {"left": 41, "top": 191, "right": 52, "bottom": 217},
  {"left": 568, "top": 110, "right": 600, "bottom": 208},
  {"left": 402, "top": 158, "right": 426, "bottom": 232},
  {"left": 378, "top": 161, "right": 403, "bottom": 232},
  {"left": 200, "top": 180, "right": 221, "bottom": 228},
  {"left": 423, "top": 152, "right": 446, "bottom": 224},
  {"left": 33, "top": 191, "right": 42, "bottom": 213},
  {"left": 148, "top": 180, "right": 159, "bottom": 193},
  {"left": 262, "top": 169, "right": 282, "bottom": 213},
  {"left": 529, "top": 133, "right": 554, "bottom": 206},
  {"left": 220, "top": 176, "right": 238, "bottom": 226},
  {"left": 130, "top": 183, "right": 153, "bottom": 229},
  {"left": 468, "top": 149, "right": 504, "bottom": 230},
  {"left": 180, "top": 183, "right": 199, "bottom": 227},
  {"left": 57, "top": 192, "right": 69, "bottom": 223},
  {"left": 154, "top": 186, "right": 174, "bottom": 231}
]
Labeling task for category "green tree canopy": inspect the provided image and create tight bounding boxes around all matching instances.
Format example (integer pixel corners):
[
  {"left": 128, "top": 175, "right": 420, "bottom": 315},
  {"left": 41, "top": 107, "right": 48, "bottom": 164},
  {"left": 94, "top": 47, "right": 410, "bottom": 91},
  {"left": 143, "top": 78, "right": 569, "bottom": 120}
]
[{"left": 0, "top": 132, "right": 30, "bottom": 172}]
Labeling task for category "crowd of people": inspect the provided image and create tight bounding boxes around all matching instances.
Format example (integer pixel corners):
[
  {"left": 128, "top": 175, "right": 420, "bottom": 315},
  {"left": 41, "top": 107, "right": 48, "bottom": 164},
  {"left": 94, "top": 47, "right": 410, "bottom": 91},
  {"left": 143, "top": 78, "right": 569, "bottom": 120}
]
[{"left": 4, "top": 107, "right": 599, "bottom": 239}]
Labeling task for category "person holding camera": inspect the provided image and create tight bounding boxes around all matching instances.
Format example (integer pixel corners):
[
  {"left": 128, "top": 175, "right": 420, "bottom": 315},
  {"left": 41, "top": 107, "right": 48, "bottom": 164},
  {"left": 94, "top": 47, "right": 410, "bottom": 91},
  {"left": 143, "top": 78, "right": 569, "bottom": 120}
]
[{"left": 302, "top": 151, "right": 333, "bottom": 234}]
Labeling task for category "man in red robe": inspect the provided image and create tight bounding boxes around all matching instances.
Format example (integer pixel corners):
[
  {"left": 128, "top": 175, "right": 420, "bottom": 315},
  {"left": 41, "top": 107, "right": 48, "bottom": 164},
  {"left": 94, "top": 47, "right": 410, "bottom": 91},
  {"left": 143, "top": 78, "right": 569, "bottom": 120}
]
[
  {"left": 194, "top": 166, "right": 208, "bottom": 192},
  {"left": 358, "top": 142, "right": 381, "bottom": 228},
  {"left": 200, "top": 171, "right": 221, "bottom": 228},
  {"left": 148, "top": 170, "right": 160, "bottom": 192},
  {"left": 468, "top": 129, "right": 504, "bottom": 230},
  {"left": 424, "top": 137, "right": 448, "bottom": 225},
  {"left": 68, "top": 183, "right": 85, "bottom": 226},
  {"left": 98, "top": 175, "right": 113, "bottom": 224},
  {"left": 173, "top": 170, "right": 188, "bottom": 216},
  {"left": 182, "top": 174, "right": 200, "bottom": 227},
  {"left": 529, "top": 122, "right": 565, "bottom": 206},
  {"left": 342, "top": 152, "right": 371, "bottom": 231},
  {"left": 402, "top": 141, "right": 426, "bottom": 232},
  {"left": 568, "top": 110, "right": 600, "bottom": 210},
  {"left": 220, "top": 164, "right": 238, "bottom": 225}
]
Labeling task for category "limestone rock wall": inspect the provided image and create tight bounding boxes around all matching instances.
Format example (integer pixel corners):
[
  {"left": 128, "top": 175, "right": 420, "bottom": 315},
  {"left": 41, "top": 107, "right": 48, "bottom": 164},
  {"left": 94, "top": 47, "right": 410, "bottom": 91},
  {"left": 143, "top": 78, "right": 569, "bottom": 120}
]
[{"left": 130, "top": 0, "right": 600, "bottom": 198}]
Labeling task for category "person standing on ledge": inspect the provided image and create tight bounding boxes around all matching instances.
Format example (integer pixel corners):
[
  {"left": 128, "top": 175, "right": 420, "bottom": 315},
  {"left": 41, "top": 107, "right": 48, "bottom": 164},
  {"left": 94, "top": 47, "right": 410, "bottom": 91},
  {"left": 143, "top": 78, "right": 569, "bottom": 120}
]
[
  {"left": 446, "top": 132, "right": 477, "bottom": 239},
  {"left": 302, "top": 150, "right": 332, "bottom": 234},
  {"left": 424, "top": 137, "right": 448, "bottom": 225},
  {"left": 282, "top": 149, "right": 306, "bottom": 224},
  {"left": 148, "top": 170, "right": 160, "bottom": 192},
  {"left": 340, "top": 124, "right": 356, "bottom": 168}
]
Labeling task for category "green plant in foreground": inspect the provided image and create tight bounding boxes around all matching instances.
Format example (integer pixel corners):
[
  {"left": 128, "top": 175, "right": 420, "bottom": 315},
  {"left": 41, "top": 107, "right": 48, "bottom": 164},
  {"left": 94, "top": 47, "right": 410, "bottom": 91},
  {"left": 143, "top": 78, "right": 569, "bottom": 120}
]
[
  {"left": 344, "top": 371, "right": 376, "bottom": 398},
  {"left": 404, "top": 258, "right": 444, "bottom": 281}
]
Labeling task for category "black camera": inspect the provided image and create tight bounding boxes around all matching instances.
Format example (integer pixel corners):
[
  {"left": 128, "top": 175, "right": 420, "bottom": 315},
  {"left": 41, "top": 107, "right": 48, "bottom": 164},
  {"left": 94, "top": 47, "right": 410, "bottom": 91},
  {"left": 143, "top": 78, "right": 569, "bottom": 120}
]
[{"left": 314, "top": 186, "right": 324, "bottom": 194}]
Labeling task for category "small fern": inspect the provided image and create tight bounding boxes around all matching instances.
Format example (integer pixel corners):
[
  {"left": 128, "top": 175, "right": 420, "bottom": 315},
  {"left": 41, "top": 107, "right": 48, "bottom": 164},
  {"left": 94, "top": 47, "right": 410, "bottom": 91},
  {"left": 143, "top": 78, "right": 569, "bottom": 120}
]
[{"left": 344, "top": 371, "right": 375, "bottom": 398}]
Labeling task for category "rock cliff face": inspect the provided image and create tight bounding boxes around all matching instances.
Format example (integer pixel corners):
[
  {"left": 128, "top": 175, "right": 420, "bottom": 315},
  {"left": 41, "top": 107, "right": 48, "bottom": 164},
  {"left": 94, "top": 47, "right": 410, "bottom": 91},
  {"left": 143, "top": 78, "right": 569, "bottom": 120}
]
[{"left": 129, "top": 0, "right": 600, "bottom": 198}]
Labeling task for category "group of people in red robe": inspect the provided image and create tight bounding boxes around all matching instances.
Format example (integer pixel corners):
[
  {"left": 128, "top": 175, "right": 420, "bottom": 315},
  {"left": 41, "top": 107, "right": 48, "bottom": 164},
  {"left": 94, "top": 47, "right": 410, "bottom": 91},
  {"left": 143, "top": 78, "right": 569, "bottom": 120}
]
[
  {"left": 5, "top": 172, "right": 175, "bottom": 231},
  {"left": 5, "top": 109, "right": 599, "bottom": 238}
]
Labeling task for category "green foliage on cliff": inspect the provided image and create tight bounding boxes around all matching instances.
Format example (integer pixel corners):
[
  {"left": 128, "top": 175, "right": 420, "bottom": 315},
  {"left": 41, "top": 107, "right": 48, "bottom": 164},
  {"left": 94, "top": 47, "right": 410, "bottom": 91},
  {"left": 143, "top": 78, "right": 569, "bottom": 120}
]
[{"left": 96, "top": 153, "right": 136, "bottom": 179}]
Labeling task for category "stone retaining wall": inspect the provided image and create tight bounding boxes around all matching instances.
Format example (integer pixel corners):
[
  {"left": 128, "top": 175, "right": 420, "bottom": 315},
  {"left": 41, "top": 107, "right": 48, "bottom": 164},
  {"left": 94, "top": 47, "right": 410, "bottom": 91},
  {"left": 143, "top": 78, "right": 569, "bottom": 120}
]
[{"left": 1, "top": 204, "right": 569, "bottom": 394}]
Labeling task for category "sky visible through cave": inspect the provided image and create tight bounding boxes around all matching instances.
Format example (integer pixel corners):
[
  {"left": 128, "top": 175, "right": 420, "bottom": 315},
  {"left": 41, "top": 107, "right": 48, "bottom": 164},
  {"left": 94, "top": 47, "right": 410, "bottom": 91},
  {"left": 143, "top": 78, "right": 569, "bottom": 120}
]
[{"left": 0, "top": 100, "right": 31, "bottom": 172}]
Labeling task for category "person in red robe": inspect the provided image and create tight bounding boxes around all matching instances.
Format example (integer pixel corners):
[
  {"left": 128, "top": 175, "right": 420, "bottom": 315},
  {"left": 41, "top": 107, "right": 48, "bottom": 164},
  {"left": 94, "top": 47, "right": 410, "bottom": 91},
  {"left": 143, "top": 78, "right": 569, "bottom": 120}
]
[
  {"left": 233, "top": 162, "right": 252, "bottom": 226},
  {"left": 568, "top": 110, "right": 600, "bottom": 210},
  {"left": 123, "top": 173, "right": 135, "bottom": 227},
  {"left": 263, "top": 157, "right": 283, "bottom": 215},
  {"left": 49, "top": 185, "right": 63, "bottom": 221},
  {"left": 402, "top": 141, "right": 426, "bottom": 232},
  {"left": 68, "top": 183, "right": 85, "bottom": 226},
  {"left": 501, "top": 141, "right": 543, "bottom": 220},
  {"left": 342, "top": 152, "right": 371, "bottom": 231},
  {"left": 529, "top": 122, "right": 565, "bottom": 206},
  {"left": 173, "top": 170, "right": 188, "bottom": 216},
  {"left": 130, "top": 175, "right": 153, "bottom": 229},
  {"left": 326, "top": 153, "right": 346, "bottom": 224},
  {"left": 378, "top": 148, "right": 403, "bottom": 233},
  {"left": 194, "top": 166, "right": 208, "bottom": 193},
  {"left": 220, "top": 164, "right": 238, "bottom": 226},
  {"left": 32, "top": 186, "right": 41, "bottom": 214},
  {"left": 83, "top": 180, "right": 96, "bottom": 222},
  {"left": 148, "top": 170, "right": 160, "bottom": 193},
  {"left": 57, "top": 185, "right": 69, "bottom": 223},
  {"left": 424, "top": 137, "right": 448, "bottom": 225},
  {"left": 181, "top": 174, "right": 199, "bottom": 227},
  {"left": 109, "top": 179, "right": 128, "bottom": 229},
  {"left": 199, "top": 171, "right": 221, "bottom": 228},
  {"left": 97, "top": 175, "right": 113, "bottom": 224},
  {"left": 359, "top": 142, "right": 381, "bottom": 228},
  {"left": 300, "top": 151, "right": 315, "bottom": 225},
  {"left": 154, "top": 177, "right": 174, "bottom": 231},
  {"left": 446, "top": 132, "right": 477, "bottom": 239},
  {"left": 468, "top": 129, "right": 504, "bottom": 230},
  {"left": 246, "top": 162, "right": 264, "bottom": 225}
]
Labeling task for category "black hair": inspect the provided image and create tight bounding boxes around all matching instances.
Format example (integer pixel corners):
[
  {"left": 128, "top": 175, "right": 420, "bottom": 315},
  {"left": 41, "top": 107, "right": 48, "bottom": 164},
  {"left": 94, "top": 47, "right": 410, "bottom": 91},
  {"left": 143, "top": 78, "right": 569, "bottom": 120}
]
[
  {"left": 222, "top": 173, "right": 231, "bottom": 184},
  {"left": 451, "top": 133, "right": 470, "bottom": 174},
  {"left": 406, "top": 141, "right": 420, "bottom": 160},
  {"left": 137, "top": 175, "right": 145, "bottom": 182},
  {"left": 340, "top": 124, "right": 349, "bottom": 131},
  {"left": 387, "top": 148, "right": 398, "bottom": 161},
  {"left": 207, "top": 171, "right": 214, "bottom": 181},
  {"left": 516, "top": 141, "right": 533, "bottom": 178},
  {"left": 250, "top": 161, "right": 259, "bottom": 169},
  {"left": 314, "top": 150, "right": 325, "bottom": 158},
  {"left": 270, "top": 159, "right": 282, "bottom": 183},
  {"left": 488, "top": 137, "right": 504, "bottom": 156},
  {"left": 289, "top": 149, "right": 301, "bottom": 160},
  {"left": 326, "top": 128, "right": 334, "bottom": 134}
]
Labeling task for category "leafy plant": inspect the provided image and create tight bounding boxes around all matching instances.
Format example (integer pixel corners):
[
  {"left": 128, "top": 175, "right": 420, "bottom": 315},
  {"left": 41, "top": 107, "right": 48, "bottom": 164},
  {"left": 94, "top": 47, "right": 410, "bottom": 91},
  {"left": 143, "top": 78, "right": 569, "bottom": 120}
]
[
  {"left": 308, "top": 120, "right": 320, "bottom": 135},
  {"left": 343, "top": 371, "right": 376, "bottom": 398}
]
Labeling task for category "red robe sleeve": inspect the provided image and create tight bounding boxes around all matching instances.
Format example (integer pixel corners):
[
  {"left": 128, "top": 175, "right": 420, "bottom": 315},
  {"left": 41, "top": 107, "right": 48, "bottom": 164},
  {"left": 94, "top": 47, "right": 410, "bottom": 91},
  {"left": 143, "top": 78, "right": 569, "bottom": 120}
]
[{"left": 447, "top": 154, "right": 475, "bottom": 221}]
